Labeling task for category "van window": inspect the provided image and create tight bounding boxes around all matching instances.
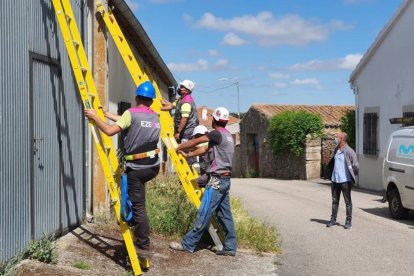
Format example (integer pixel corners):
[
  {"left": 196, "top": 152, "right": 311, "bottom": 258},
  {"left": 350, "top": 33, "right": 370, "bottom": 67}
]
[{"left": 387, "top": 136, "right": 414, "bottom": 166}]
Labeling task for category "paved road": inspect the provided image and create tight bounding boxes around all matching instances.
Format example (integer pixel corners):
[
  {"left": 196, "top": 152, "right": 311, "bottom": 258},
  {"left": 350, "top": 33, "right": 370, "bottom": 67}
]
[{"left": 231, "top": 178, "right": 414, "bottom": 276}]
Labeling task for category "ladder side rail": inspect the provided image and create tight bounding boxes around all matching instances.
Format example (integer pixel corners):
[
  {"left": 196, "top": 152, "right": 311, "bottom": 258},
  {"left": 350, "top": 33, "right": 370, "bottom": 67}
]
[
  {"left": 52, "top": 1, "right": 144, "bottom": 274},
  {"left": 60, "top": 0, "right": 120, "bottom": 176}
]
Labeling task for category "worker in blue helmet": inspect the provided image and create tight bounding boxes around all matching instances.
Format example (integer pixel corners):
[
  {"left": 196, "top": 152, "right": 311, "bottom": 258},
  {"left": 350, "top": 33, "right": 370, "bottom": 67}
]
[{"left": 84, "top": 81, "right": 160, "bottom": 258}]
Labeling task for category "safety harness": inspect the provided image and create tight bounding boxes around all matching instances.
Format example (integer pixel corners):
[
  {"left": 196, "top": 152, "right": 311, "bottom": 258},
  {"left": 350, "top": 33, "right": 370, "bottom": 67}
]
[{"left": 120, "top": 148, "right": 160, "bottom": 222}]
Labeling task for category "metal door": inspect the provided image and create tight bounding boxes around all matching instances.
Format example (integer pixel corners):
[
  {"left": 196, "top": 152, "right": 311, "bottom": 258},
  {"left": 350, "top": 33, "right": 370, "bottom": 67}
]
[{"left": 30, "top": 53, "right": 62, "bottom": 239}]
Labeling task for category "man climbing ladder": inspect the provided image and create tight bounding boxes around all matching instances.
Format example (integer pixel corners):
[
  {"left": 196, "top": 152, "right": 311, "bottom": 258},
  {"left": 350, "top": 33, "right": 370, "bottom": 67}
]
[{"left": 84, "top": 81, "right": 160, "bottom": 258}]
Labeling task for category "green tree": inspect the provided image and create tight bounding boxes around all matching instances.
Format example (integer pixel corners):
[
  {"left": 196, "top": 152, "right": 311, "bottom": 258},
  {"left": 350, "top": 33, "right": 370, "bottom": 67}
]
[
  {"left": 340, "top": 110, "right": 356, "bottom": 149},
  {"left": 268, "top": 110, "right": 323, "bottom": 156}
]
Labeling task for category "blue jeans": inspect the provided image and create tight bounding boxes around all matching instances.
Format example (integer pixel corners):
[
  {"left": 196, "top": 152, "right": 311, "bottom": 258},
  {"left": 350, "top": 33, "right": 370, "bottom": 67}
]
[{"left": 181, "top": 177, "right": 237, "bottom": 253}]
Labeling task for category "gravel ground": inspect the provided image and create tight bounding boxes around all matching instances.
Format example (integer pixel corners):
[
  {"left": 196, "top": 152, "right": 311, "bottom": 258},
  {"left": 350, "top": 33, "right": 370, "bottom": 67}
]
[{"left": 11, "top": 221, "right": 278, "bottom": 276}]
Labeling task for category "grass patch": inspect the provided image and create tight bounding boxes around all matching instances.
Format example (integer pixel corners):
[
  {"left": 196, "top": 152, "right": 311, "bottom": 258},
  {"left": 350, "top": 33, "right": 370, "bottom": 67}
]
[
  {"left": 0, "top": 234, "right": 57, "bottom": 275},
  {"left": 147, "top": 175, "right": 198, "bottom": 238},
  {"left": 147, "top": 175, "right": 281, "bottom": 253},
  {"left": 0, "top": 250, "right": 26, "bottom": 276},
  {"left": 72, "top": 261, "right": 91, "bottom": 270},
  {"left": 231, "top": 198, "right": 281, "bottom": 253}
]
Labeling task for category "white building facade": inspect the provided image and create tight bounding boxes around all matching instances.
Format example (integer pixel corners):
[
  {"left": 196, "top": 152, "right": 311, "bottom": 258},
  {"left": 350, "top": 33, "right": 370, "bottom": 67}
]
[{"left": 349, "top": 0, "right": 414, "bottom": 190}]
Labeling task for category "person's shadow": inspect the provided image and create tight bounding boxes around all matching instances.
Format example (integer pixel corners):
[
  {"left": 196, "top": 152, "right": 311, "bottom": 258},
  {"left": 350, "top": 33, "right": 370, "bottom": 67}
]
[{"left": 310, "top": 218, "right": 343, "bottom": 227}]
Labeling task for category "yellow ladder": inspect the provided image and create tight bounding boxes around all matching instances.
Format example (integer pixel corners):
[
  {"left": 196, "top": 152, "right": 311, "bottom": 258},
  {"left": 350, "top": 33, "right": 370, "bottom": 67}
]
[
  {"left": 96, "top": 3, "right": 224, "bottom": 249},
  {"left": 52, "top": 0, "right": 148, "bottom": 275}
]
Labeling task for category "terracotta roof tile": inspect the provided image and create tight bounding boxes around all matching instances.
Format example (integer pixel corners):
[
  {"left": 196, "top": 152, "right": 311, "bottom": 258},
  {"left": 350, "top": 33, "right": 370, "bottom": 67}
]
[{"left": 251, "top": 104, "right": 355, "bottom": 127}]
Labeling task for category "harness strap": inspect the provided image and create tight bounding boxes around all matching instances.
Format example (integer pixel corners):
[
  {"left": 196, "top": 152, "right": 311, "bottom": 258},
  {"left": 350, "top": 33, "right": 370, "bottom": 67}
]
[
  {"left": 124, "top": 148, "right": 160, "bottom": 161},
  {"left": 120, "top": 173, "right": 133, "bottom": 222},
  {"left": 198, "top": 186, "right": 213, "bottom": 226}
]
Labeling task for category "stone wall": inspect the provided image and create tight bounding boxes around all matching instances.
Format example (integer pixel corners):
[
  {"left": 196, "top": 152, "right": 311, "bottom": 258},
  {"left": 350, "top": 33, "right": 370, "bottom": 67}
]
[{"left": 240, "top": 108, "right": 322, "bottom": 179}]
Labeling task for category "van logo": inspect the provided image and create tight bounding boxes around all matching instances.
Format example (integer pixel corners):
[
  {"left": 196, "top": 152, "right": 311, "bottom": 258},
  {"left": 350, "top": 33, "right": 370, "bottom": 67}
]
[{"left": 397, "top": 144, "right": 414, "bottom": 159}]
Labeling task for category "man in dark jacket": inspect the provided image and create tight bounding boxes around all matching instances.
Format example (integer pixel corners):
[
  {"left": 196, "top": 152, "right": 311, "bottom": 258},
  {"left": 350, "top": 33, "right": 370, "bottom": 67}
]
[{"left": 326, "top": 132, "right": 359, "bottom": 230}]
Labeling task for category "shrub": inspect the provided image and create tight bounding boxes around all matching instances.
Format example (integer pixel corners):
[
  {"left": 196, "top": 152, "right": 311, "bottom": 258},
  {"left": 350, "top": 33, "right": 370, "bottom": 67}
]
[
  {"left": 340, "top": 110, "right": 356, "bottom": 149},
  {"left": 25, "top": 234, "right": 57, "bottom": 264},
  {"left": 0, "top": 234, "right": 57, "bottom": 275},
  {"left": 268, "top": 110, "right": 323, "bottom": 156},
  {"left": 242, "top": 167, "right": 258, "bottom": 178}
]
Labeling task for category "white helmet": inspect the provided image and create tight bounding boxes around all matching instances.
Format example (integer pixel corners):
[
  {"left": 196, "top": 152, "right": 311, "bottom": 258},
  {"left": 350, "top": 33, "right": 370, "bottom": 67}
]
[
  {"left": 212, "top": 107, "right": 230, "bottom": 122},
  {"left": 192, "top": 125, "right": 209, "bottom": 137},
  {"left": 179, "top": 80, "right": 195, "bottom": 92}
]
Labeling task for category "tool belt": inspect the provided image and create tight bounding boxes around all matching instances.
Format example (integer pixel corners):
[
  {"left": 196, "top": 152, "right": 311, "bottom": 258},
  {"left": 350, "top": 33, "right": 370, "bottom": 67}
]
[
  {"left": 210, "top": 172, "right": 231, "bottom": 178},
  {"left": 124, "top": 148, "right": 160, "bottom": 161}
]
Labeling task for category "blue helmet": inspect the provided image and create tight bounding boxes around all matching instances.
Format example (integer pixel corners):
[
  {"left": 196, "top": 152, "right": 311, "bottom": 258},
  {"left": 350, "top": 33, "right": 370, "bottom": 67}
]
[{"left": 136, "top": 81, "right": 156, "bottom": 99}]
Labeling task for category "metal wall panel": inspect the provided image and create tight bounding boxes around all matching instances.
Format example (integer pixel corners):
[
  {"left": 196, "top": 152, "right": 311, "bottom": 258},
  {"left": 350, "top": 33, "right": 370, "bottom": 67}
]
[{"left": 0, "top": 0, "right": 86, "bottom": 261}]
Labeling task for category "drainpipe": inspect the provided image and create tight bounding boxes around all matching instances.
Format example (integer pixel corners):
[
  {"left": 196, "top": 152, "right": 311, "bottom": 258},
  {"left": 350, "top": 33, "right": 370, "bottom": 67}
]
[{"left": 350, "top": 83, "right": 359, "bottom": 153}]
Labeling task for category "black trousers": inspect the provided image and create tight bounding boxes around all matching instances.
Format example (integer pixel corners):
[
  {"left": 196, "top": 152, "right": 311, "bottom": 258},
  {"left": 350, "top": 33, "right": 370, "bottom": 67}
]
[
  {"left": 126, "top": 166, "right": 159, "bottom": 249},
  {"left": 330, "top": 182, "right": 352, "bottom": 222}
]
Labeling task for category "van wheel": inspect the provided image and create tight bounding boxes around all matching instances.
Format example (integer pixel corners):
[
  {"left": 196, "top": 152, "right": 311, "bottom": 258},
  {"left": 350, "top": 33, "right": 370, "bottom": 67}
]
[{"left": 388, "top": 188, "right": 408, "bottom": 219}]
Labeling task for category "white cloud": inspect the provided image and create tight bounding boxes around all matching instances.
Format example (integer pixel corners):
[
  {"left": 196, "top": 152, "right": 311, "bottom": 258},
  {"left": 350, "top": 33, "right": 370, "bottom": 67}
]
[
  {"left": 195, "top": 12, "right": 352, "bottom": 46},
  {"left": 167, "top": 59, "right": 209, "bottom": 72},
  {"left": 291, "top": 78, "right": 320, "bottom": 85},
  {"left": 269, "top": 72, "right": 289, "bottom": 79},
  {"left": 208, "top": 49, "right": 219, "bottom": 56},
  {"left": 290, "top": 53, "right": 363, "bottom": 71},
  {"left": 215, "top": 59, "right": 229, "bottom": 67},
  {"left": 338, "top": 54, "right": 363, "bottom": 69},
  {"left": 273, "top": 82, "right": 287, "bottom": 88},
  {"left": 126, "top": 0, "right": 140, "bottom": 12},
  {"left": 256, "top": 66, "right": 266, "bottom": 71},
  {"left": 183, "top": 13, "right": 193, "bottom": 24},
  {"left": 213, "top": 59, "right": 235, "bottom": 71},
  {"left": 222, "top": 32, "right": 246, "bottom": 46}
]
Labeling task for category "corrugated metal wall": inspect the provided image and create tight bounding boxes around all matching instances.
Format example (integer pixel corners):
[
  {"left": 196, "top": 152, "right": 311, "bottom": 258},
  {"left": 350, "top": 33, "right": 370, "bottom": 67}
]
[{"left": 0, "top": 0, "right": 86, "bottom": 261}]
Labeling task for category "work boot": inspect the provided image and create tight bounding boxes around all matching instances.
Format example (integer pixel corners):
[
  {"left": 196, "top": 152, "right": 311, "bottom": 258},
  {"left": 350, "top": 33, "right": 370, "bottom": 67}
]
[
  {"left": 216, "top": 250, "right": 236, "bottom": 256},
  {"left": 135, "top": 247, "right": 152, "bottom": 258},
  {"left": 326, "top": 219, "right": 337, "bottom": 227},
  {"left": 344, "top": 217, "right": 352, "bottom": 230},
  {"left": 169, "top": 241, "right": 185, "bottom": 252}
]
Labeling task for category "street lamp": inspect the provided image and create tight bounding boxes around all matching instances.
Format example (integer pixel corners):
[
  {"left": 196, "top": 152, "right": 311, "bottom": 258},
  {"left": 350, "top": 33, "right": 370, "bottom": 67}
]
[{"left": 219, "top": 78, "right": 240, "bottom": 121}]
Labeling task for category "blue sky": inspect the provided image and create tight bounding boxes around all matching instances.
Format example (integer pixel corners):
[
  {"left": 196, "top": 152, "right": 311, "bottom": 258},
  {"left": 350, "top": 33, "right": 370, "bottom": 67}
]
[{"left": 126, "top": 0, "right": 402, "bottom": 113}]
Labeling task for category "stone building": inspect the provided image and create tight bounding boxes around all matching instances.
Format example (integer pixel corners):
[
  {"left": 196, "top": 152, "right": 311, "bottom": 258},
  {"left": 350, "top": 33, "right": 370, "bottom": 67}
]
[{"left": 240, "top": 104, "right": 354, "bottom": 179}]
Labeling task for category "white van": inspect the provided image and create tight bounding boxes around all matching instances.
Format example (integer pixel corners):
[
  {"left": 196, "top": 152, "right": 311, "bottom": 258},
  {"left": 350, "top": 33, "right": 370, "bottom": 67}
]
[{"left": 382, "top": 126, "right": 414, "bottom": 219}]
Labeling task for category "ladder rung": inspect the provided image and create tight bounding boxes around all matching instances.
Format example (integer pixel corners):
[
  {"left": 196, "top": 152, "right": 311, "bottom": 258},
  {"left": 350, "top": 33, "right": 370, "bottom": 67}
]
[
  {"left": 65, "top": 14, "right": 73, "bottom": 22},
  {"left": 81, "top": 67, "right": 88, "bottom": 73},
  {"left": 72, "top": 40, "right": 80, "bottom": 47},
  {"left": 104, "top": 145, "right": 112, "bottom": 150}
]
